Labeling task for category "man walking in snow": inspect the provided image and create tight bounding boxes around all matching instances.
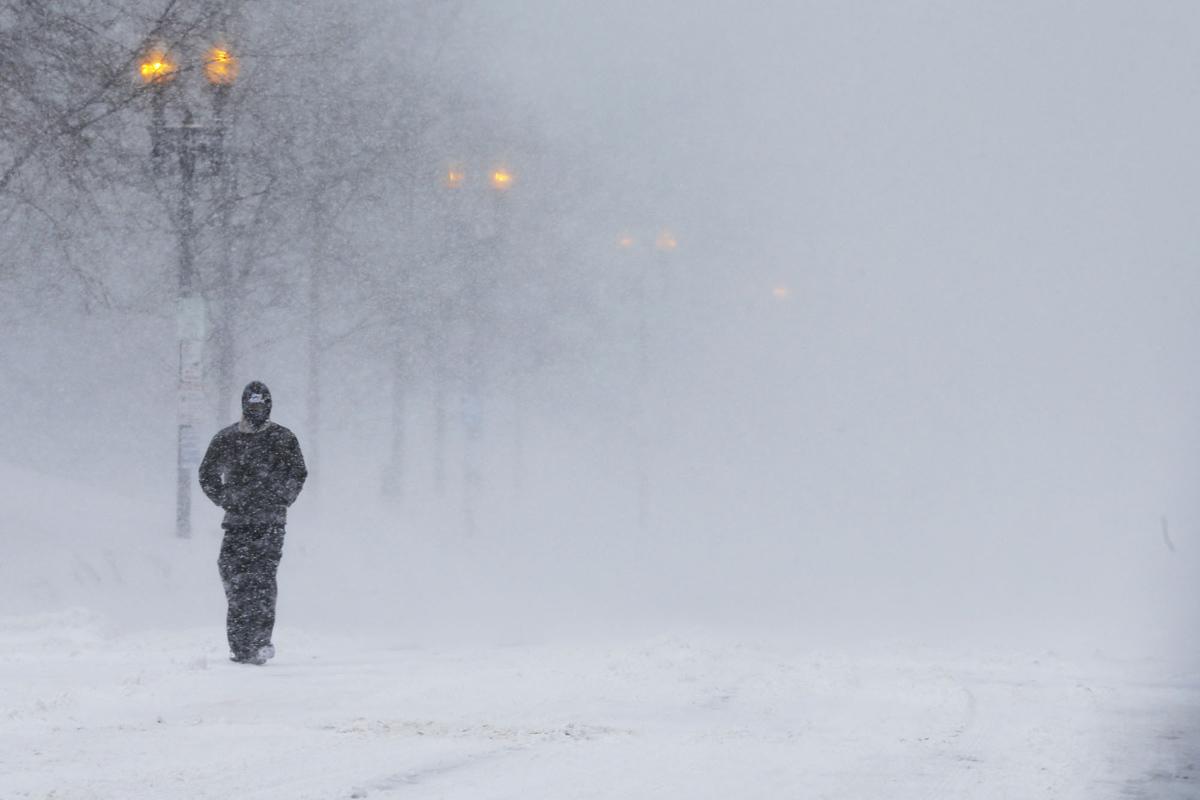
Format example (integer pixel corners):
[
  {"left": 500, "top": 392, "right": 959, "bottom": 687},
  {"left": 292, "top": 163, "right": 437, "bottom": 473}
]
[{"left": 199, "top": 381, "right": 307, "bottom": 665}]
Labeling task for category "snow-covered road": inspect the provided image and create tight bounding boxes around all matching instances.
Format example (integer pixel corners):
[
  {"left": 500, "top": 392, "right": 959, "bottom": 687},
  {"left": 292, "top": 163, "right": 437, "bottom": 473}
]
[{"left": 2, "top": 614, "right": 1195, "bottom": 799}]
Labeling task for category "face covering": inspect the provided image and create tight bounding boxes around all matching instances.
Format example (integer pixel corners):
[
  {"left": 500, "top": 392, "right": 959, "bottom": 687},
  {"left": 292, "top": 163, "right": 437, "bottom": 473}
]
[
  {"left": 241, "top": 382, "right": 272, "bottom": 427},
  {"left": 244, "top": 402, "right": 270, "bottom": 426}
]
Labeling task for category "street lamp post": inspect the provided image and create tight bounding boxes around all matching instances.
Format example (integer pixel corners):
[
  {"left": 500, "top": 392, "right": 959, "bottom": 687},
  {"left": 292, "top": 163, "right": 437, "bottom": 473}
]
[
  {"left": 625, "top": 234, "right": 651, "bottom": 530},
  {"left": 620, "top": 228, "right": 678, "bottom": 531},
  {"left": 174, "top": 113, "right": 204, "bottom": 540},
  {"left": 431, "top": 164, "right": 467, "bottom": 497},
  {"left": 142, "top": 51, "right": 173, "bottom": 175},
  {"left": 437, "top": 162, "right": 515, "bottom": 534},
  {"left": 140, "top": 42, "right": 237, "bottom": 538},
  {"left": 460, "top": 166, "right": 513, "bottom": 534},
  {"left": 382, "top": 150, "right": 423, "bottom": 501},
  {"left": 486, "top": 167, "right": 526, "bottom": 500},
  {"left": 206, "top": 45, "right": 239, "bottom": 424}
]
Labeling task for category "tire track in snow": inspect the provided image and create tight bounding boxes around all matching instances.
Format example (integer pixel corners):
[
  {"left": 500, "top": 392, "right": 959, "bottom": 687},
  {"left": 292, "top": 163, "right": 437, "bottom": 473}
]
[
  {"left": 347, "top": 743, "right": 527, "bottom": 798},
  {"left": 1116, "top": 721, "right": 1200, "bottom": 799},
  {"left": 330, "top": 720, "right": 633, "bottom": 798}
]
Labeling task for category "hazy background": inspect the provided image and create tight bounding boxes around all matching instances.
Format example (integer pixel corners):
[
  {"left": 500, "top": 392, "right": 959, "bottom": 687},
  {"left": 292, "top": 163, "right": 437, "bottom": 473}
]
[{"left": 1, "top": 1, "right": 1197, "bottom": 660}]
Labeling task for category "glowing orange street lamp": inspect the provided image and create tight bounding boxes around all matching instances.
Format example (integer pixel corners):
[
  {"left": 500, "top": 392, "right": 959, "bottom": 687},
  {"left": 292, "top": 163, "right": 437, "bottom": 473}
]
[
  {"left": 139, "top": 49, "right": 177, "bottom": 84},
  {"left": 490, "top": 167, "right": 514, "bottom": 191},
  {"left": 617, "top": 233, "right": 636, "bottom": 249},
  {"left": 655, "top": 229, "right": 678, "bottom": 252},
  {"left": 445, "top": 166, "right": 466, "bottom": 189},
  {"left": 773, "top": 285, "right": 792, "bottom": 301},
  {"left": 203, "top": 46, "right": 239, "bottom": 86}
]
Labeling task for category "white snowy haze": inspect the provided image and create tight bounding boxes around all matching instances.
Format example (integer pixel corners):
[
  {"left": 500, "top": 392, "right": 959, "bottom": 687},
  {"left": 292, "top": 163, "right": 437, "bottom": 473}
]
[
  {"left": 1, "top": 0, "right": 1197, "bottom": 652},
  {"left": 2, "top": 1, "right": 1199, "bottom": 796},
  {"left": 437, "top": 0, "right": 1200, "bottom": 652}
]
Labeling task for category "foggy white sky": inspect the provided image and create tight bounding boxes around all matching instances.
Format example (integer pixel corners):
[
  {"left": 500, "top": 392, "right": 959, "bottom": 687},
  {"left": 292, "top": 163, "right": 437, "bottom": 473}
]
[
  {"left": 453, "top": 1, "right": 1200, "bottom": 645},
  {"left": 470, "top": 1, "right": 1200, "bottom": 276},
  {"left": 465, "top": 0, "right": 1200, "bottom": 485}
]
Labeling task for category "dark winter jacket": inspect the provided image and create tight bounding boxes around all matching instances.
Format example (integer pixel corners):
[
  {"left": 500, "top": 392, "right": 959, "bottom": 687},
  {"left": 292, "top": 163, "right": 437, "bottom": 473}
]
[{"left": 199, "top": 420, "right": 307, "bottom": 528}]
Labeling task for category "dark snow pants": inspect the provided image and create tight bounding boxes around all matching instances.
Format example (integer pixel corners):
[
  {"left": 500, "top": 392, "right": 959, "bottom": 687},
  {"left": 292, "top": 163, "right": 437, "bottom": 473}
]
[{"left": 218, "top": 524, "right": 285, "bottom": 660}]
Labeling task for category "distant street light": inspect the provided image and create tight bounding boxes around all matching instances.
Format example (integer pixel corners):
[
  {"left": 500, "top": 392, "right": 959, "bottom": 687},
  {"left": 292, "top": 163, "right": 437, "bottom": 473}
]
[
  {"left": 139, "top": 49, "right": 177, "bottom": 84},
  {"left": 203, "top": 46, "right": 239, "bottom": 86},
  {"left": 445, "top": 166, "right": 466, "bottom": 189},
  {"left": 655, "top": 229, "right": 678, "bottom": 252},
  {"left": 773, "top": 285, "right": 792, "bottom": 300},
  {"left": 490, "top": 167, "right": 514, "bottom": 191}
]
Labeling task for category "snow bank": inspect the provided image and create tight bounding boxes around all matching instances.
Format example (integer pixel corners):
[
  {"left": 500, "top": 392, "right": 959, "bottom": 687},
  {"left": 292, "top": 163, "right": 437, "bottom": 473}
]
[{"left": 0, "top": 461, "right": 220, "bottom": 630}]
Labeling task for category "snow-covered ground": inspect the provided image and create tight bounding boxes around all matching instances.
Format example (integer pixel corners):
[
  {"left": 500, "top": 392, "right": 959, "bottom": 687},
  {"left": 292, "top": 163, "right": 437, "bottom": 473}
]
[
  {"left": 2, "top": 616, "right": 1197, "bottom": 799},
  {"left": 2, "top": 461, "right": 1197, "bottom": 798}
]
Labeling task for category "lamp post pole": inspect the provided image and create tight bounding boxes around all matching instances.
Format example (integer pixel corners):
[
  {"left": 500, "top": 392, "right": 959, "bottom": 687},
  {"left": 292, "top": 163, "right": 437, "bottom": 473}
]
[
  {"left": 434, "top": 166, "right": 466, "bottom": 497},
  {"left": 620, "top": 229, "right": 678, "bottom": 531},
  {"left": 307, "top": 197, "right": 326, "bottom": 487},
  {"left": 617, "top": 233, "right": 650, "bottom": 529},
  {"left": 383, "top": 149, "right": 421, "bottom": 500},
  {"left": 633, "top": 237, "right": 650, "bottom": 530},
  {"left": 486, "top": 167, "right": 522, "bottom": 499},
  {"left": 175, "top": 112, "right": 205, "bottom": 540},
  {"left": 208, "top": 49, "right": 237, "bottom": 424},
  {"left": 462, "top": 189, "right": 486, "bottom": 537}
]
